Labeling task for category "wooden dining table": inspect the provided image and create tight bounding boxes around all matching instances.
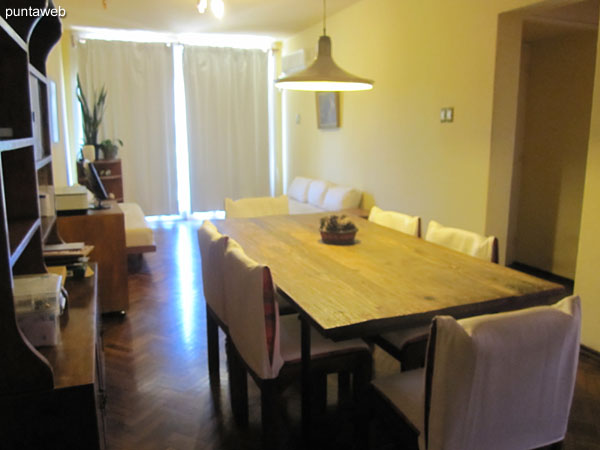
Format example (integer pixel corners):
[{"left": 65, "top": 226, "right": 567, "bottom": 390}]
[{"left": 215, "top": 212, "right": 566, "bottom": 442}]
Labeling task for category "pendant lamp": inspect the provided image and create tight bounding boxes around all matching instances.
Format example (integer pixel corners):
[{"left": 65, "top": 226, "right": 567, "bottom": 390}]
[{"left": 275, "top": 0, "right": 373, "bottom": 92}]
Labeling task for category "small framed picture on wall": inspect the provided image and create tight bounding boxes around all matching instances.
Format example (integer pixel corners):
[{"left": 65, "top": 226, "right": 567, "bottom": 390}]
[{"left": 316, "top": 92, "right": 340, "bottom": 129}]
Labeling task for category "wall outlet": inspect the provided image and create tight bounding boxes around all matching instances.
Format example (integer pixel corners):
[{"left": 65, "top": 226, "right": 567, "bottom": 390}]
[{"left": 440, "top": 107, "right": 455, "bottom": 123}]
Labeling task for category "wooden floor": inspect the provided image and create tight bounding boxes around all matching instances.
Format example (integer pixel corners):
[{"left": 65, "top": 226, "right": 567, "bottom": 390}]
[{"left": 102, "top": 220, "right": 600, "bottom": 450}]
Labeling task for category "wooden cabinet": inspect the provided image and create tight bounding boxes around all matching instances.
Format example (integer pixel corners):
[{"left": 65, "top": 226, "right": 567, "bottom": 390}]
[
  {"left": 88, "top": 159, "right": 124, "bottom": 202},
  {"left": 1, "top": 269, "right": 106, "bottom": 449},
  {"left": 57, "top": 202, "right": 129, "bottom": 313},
  {"left": 0, "top": 4, "right": 106, "bottom": 449}
]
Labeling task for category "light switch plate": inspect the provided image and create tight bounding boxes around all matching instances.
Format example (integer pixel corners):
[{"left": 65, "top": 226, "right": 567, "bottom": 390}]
[{"left": 440, "top": 107, "right": 454, "bottom": 123}]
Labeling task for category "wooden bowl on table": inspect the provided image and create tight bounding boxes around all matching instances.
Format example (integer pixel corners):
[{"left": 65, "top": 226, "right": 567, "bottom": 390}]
[{"left": 320, "top": 230, "right": 357, "bottom": 245}]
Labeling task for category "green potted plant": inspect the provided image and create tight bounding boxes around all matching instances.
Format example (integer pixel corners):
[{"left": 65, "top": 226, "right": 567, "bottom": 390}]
[
  {"left": 76, "top": 74, "right": 107, "bottom": 160},
  {"left": 320, "top": 214, "right": 358, "bottom": 245},
  {"left": 100, "top": 138, "right": 123, "bottom": 160}
]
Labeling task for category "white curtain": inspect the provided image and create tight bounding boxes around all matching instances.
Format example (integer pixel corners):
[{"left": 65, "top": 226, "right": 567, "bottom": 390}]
[
  {"left": 77, "top": 40, "right": 178, "bottom": 216},
  {"left": 183, "top": 46, "right": 270, "bottom": 212}
]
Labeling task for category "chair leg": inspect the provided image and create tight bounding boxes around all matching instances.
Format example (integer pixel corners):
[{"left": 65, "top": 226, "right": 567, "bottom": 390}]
[
  {"left": 353, "top": 353, "right": 373, "bottom": 401},
  {"left": 354, "top": 385, "right": 374, "bottom": 450},
  {"left": 338, "top": 371, "right": 351, "bottom": 407},
  {"left": 226, "top": 338, "right": 248, "bottom": 426},
  {"left": 261, "top": 380, "right": 280, "bottom": 450},
  {"left": 313, "top": 373, "right": 327, "bottom": 414},
  {"left": 206, "top": 306, "right": 220, "bottom": 380},
  {"left": 353, "top": 354, "right": 374, "bottom": 448},
  {"left": 399, "top": 339, "right": 427, "bottom": 372}
]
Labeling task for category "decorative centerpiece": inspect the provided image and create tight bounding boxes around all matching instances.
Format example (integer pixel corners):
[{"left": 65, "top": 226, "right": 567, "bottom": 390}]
[{"left": 320, "top": 214, "right": 358, "bottom": 245}]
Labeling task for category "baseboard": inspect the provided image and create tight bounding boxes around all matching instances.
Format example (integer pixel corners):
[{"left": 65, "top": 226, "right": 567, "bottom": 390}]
[{"left": 580, "top": 344, "right": 600, "bottom": 362}]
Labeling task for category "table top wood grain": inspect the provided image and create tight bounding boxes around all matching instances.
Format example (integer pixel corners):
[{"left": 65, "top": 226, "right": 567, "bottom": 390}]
[{"left": 216, "top": 214, "right": 566, "bottom": 340}]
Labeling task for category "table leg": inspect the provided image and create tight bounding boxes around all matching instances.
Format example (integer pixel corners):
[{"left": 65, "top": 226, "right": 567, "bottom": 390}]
[{"left": 301, "top": 316, "right": 311, "bottom": 446}]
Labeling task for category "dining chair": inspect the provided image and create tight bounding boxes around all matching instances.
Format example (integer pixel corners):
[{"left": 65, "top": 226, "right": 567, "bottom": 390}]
[
  {"left": 224, "top": 194, "right": 289, "bottom": 218},
  {"left": 197, "top": 220, "right": 238, "bottom": 380},
  {"left": 368, "top": 295, "right": 581, "bottom": 450},
  {"left": 368, "top": 206, "right": 421, "bottom": 237},
  {"left": 425, "top": 220, "right": 498, "bottom": 263},
  {"left": 223, "top": 244, "right": 373, "bottom": 449},
  {"left": 375, "top": 220, "right": 499, "bottom": 369}
]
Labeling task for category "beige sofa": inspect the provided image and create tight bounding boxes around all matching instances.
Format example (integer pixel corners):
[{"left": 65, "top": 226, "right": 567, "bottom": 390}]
[
  {"left": 118, "top": 202, "right": 156, "bottom": 254},
  {"left": 286, "top": 177, "right": 362, "bottom": 214}
]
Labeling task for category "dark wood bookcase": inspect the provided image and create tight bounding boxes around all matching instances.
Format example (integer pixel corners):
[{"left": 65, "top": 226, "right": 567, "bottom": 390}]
[
  {"left": 89, "top": 158, "right": 124, "bottom": 202},
  {"left": 0, "top": 2, "right": 106, "bottom": 448}
]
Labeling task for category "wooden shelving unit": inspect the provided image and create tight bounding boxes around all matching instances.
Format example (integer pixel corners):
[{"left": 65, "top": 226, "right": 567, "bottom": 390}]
[
  {"left": 83, "top": 158, "right": 124, "bottom": 202},
  {"left": 0, "top": 2, "right": 106, "bottom": 448}
]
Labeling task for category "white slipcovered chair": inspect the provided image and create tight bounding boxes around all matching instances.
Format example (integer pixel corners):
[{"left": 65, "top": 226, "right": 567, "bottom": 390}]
[
  {"left": 368, "top": 206, "right": 421, "bottom": 237},
  {"left": 224, "top": 194, "right": 289, "bottom": 218},
  {"left": 369, "top": 295, "right": 581, "bottom": 450},
  {"left": 376, "top": 220, "right": 499, "bottom": 369},
  {"left": 197, "top": 220, "right": 239, "bottom": 379},
  {"left": 425, "top": 220, "right": 498, "bottom": 263},
  {"left": 223, "top": 244, "right": 372, "bottom": 449}
]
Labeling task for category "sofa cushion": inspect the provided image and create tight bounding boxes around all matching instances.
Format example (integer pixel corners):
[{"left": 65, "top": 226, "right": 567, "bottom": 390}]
[
  {"left": 119, "top": 202, "right": 155, "bottom": 250},
  {"left": 288, "top": 177, "right": 313, "bottom": 202},
  {"left": 307, "top": 180, "right": 331, "bottom": 207},
  {"left": 288, "top": 199, "right": 326, "bottom": 215},
  {"left": 322, "top": 186, "right": 362, "bottom": 211}
]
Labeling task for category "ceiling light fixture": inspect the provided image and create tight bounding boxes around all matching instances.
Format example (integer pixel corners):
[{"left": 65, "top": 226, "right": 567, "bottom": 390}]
[
  {"left": 197, "top": 0, "right": 208, "bottom": 14},
  {"left": 275, "top": 0, "right": 373, "bottom": 92},
  {"left": 211, "top": 0, "right": 225, "bottom": 20},
  {"left": 197, "top": 0, "right": 225, "bottom": 20}
]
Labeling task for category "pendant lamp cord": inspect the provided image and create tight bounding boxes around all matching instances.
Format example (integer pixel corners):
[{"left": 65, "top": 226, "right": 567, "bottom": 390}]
[{"left": 323, "top": 0, "right": 327, "bottom": 35}]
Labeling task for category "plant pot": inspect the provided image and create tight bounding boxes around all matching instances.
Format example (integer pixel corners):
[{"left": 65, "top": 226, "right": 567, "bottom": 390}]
[
  {"left": 320, "top": 230, "right": 357, "bottom": 245},
  {"left": 102, "top": 145, "right": 118, "bottom": 160}
]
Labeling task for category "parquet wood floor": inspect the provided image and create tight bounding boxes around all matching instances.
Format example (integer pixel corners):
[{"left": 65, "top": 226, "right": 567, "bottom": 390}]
[{"left": 102, "top": 220, "right": 600, "bottom": 450}]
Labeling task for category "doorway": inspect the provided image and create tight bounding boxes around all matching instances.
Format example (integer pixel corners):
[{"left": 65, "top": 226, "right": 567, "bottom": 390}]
[{"left": 486, "top": 0, "right": 598, "bottom": 282}]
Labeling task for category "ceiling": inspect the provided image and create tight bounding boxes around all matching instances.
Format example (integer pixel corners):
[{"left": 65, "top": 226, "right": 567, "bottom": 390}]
[
  {"left": 54, "top": 0, "right": 363, "bottom": 39},
  {"left": 523, "top": 0, "right": 599, "bottom": 42}
]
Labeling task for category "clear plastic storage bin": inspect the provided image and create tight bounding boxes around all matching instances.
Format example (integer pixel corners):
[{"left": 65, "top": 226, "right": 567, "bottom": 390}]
[{"left": 13, "top": 273, "right": 62, "bottom": 347}]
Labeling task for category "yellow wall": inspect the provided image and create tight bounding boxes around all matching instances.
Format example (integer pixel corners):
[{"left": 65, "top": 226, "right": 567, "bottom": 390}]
[
  {"left": 514, "top": 33, "right": 595, "bottom": 278},
  {"left": 575, "top": 27, "right": 600, "bottom": 352},
  {"left": 282, "top": 0, "right": 555, "bottom": 233},
  {"left": 46, "top": 30, "right": 79, "bottom": 187},
  {"left": 46, "top": 42, "right": 69, "bottom": 186},
  {"left": 282, "top": 0, "right": 600, "bottom": 350}
]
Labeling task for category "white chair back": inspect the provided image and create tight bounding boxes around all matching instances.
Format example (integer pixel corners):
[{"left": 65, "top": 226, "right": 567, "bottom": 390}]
[
  {"left": 425, "top": 295, "right": 581, "bottom": 450},
  {"left": 425, "top": 220, "right": 498, "bottom": 262},
  {"left": 197, "top": 220, "right": 229, "bottom": 325},
  {"left": 368, "top": 206, "right": 421, "bottom": 237},
  {"left": 223, "top": 245, "right": 284, "bottom": 380},
  {"left": 224, "top": 195, "right": 289, "bottom": 218}
]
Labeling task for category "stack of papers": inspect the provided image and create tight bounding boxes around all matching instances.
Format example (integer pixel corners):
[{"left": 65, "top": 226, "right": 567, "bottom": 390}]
[{"left": 43, "top": 242, "right": 94, "bottom": 266}]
